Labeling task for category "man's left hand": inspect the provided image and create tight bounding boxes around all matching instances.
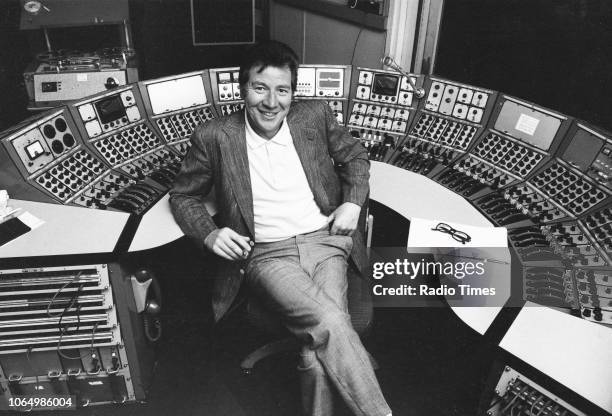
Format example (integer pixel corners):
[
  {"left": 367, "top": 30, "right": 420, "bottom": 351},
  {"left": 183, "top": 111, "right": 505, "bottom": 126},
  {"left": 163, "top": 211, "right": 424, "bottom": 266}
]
[{"left": 328, "top": 202, "right": 361, "bottom": 236}]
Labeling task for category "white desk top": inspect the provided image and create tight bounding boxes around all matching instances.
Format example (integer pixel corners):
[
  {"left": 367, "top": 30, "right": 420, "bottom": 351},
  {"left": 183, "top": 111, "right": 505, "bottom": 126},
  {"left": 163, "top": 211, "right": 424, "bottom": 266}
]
[
  {"left": 500, "top": 303, "right": 612, "bottom": 413},
  {"left": 369, "top": 162, "right": 493, "bottom": 227},
  {"left": 2, "top": 163, "right": 494, "bottom": 258},
  {"left": 128, "top": 193, "right": 217, "bottom": 252},
  {"left": 371, "top": 162, "right": 505, "bottom": 334},
  {"left": 0, "top": 199, "right": 129, "bottom": 258}
]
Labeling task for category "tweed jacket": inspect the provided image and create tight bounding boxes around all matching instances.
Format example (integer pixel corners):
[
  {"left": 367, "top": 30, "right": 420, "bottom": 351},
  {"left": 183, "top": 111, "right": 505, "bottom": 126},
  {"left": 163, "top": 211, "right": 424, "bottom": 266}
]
[{"left": 169, "top": 100, "right": 370, "bottom": 322}]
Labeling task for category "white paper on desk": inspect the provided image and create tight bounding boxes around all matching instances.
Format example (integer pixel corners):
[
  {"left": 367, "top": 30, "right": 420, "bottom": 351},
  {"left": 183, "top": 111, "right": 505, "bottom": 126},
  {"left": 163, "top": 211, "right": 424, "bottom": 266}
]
[
  {"left": 18, "top": 211, "right": 45, "bottom": 230},
  {"left": 407, "top": 217, "right": 510, "bottom": 332},
  {"left": 407, "top": 217, "right": 507, "bottom": 248}
]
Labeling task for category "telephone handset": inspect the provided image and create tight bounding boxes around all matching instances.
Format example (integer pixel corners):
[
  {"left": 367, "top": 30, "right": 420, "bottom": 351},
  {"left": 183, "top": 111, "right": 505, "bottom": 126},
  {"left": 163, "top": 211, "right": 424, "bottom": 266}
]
[{"left": 130, "top": 269, "right": 162, "bottom": 342}]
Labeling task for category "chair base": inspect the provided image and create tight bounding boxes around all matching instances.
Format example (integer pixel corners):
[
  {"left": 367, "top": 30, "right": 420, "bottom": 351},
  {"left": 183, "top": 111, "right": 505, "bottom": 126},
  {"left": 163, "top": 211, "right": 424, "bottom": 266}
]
[{"left": 240, "top": 337, "right": 300, "bottom": 374}]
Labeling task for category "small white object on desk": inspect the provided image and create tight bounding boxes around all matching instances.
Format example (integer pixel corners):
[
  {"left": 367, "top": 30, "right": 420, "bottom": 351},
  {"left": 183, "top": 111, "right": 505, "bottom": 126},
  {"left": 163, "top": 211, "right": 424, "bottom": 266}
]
[
  {"left": 17, "top": 211, "right": 45, "bottom": 230},
  {"left": 0, "top": 190, "right": 26, "bottom": 225},
  {"left": 0, "top": 190, "right": 12, "bottom": 219}
]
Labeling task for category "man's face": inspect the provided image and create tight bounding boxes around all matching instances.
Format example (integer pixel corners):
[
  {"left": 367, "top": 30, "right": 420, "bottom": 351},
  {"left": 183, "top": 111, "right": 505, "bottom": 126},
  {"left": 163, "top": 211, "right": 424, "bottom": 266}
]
[{"left": 243, "top": 65, "right": 292, "bottom": 139}]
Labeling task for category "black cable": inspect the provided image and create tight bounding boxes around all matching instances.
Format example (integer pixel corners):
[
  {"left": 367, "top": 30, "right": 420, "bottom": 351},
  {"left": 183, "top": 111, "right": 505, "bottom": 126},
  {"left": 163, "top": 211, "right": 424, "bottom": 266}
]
[
  {"left": 55, "top": 283, "right": 95, "bottom": 360},
  {"left": 529, "top": 394, "right": 543, "bottom": 415},
  {"left": 57, "top": 322, "right": 99, "bottom": 360},
  {"left": 350, "top": 6, "right": 370, "bottom": 67},
  {"left": 46, "top": 271, "right": 84, "bottom": 317},
  {"left": 57, "top": 284, "right": 84, "bottom": 336},
  {"left": 500, "top": 385, "right": 529, "bottom": 415},
  {"left": 350, "top": 26, "right": 364, "bottom": 66}
]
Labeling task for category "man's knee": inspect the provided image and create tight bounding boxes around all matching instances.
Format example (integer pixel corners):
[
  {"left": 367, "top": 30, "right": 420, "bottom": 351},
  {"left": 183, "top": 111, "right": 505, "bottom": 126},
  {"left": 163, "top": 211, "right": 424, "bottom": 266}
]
[{"left": 309, "top": 310, "right": 353, "bottom": 348}]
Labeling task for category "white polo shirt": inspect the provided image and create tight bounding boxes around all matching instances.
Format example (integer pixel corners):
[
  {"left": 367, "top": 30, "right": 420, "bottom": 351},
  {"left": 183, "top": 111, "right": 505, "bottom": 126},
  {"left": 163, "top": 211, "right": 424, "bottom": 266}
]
[{"left": 245, "top": 115, "right": 329, "bottom": 242}]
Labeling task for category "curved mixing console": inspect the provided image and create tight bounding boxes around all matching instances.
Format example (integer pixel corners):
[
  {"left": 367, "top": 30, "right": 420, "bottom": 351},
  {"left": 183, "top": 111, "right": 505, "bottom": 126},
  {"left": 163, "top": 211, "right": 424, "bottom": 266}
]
[{"left": 1, "top": 64, "right": 611, "bottom": 414}]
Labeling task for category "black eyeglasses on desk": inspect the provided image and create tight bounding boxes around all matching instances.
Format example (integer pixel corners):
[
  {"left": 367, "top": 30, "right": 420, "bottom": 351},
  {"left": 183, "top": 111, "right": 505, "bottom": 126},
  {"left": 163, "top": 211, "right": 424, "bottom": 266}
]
[{"left": 431, "top": 222, "right": 472, "bottom": 244}]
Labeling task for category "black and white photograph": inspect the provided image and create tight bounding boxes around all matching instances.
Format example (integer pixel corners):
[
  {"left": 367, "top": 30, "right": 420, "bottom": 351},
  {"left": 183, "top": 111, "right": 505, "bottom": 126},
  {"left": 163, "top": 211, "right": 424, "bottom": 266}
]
[{"left": 0, "top": 1, "right": 611, "bottom": 415}]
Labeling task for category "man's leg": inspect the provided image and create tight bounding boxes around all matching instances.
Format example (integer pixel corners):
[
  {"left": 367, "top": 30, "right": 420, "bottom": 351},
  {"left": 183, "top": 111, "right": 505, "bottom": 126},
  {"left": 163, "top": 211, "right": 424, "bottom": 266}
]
[
  {"left": 297, "top": 235, "right": 348, "bottom": 416},
  {"left": 245, "top": 232, "right": 391, "bottom": 416}
]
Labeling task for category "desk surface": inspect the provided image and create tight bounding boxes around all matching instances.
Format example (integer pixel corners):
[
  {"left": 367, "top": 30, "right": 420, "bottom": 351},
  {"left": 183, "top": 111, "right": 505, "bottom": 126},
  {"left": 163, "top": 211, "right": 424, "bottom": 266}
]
[
  {"left": 1, "top": 162, "right": 494, "bottom": 258},
  {"left": 0, "top": 199, "right": 129, "bottom": 258},
  {"left": 370, "top": 162, "right": 493, "bottom": 227},
  {"left": 501, "top": 304, "right": 612, "bottom": 413},
  {"left": 128, "top": 193, "right": 216, "bottom": 252}
]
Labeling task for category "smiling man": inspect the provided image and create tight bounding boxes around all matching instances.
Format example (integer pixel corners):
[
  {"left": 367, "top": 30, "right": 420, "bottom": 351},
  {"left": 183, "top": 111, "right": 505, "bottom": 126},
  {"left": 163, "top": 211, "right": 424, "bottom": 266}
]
[{"left": 169, "top": 41, "right": 391, "bottom": 416}]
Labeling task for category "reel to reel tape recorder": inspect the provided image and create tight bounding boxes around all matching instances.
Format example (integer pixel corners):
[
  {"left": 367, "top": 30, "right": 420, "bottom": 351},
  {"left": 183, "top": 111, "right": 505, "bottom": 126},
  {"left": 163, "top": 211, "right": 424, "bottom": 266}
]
[{"left": 24, "top": 47, "right": 139, "bottom": 107}]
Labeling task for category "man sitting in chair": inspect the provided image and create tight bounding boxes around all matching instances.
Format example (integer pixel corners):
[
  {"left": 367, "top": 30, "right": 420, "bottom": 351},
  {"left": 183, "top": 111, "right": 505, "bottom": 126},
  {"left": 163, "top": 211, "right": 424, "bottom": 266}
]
[{"left": 169, "top": 40, "right": 392, "bottom": 416}]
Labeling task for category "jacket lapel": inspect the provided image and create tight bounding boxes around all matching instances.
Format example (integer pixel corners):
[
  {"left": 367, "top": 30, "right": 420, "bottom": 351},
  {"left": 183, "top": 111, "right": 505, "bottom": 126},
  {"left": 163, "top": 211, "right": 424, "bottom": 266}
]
[
  {"left": 288, "top": 112, "right": 331, "bottom": 213},
  {"left": 220, "top": 112, "right": 255, "bottom": 237}
]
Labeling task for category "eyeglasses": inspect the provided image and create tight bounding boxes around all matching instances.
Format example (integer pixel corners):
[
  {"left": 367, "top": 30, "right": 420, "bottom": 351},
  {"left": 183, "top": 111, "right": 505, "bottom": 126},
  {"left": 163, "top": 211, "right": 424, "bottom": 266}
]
[{"left": 431, "top": 223, "right": 471, "bottom": 244}]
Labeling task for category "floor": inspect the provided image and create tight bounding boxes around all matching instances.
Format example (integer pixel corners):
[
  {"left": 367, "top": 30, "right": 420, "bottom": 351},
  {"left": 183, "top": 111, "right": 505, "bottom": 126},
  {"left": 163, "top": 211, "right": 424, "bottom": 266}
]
[{"left": 42, "top": 202, "right": 500, "bottom": 416}]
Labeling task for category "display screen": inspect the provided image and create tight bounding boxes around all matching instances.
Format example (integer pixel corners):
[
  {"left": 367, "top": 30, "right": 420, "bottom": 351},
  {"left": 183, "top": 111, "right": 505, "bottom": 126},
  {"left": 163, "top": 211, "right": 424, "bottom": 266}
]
[
  {"left": 372, "top": 74, "right": 399, "bottom": 96},
  {"left": 94, "top": 95, "right": 126, "bottom": 124},
  {"left": 561, "top": 127, "right": 603, "bottom": 172},
  {"left": 25, "top": 141, "right": 45, "bottom": 160}
]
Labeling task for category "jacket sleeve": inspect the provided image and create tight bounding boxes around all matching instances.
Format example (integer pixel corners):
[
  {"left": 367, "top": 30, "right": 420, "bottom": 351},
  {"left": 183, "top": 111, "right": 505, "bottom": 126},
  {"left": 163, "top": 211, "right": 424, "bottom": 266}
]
[
  {"left": 168, "top": 123, "right": 218, "bottom": 247},
  {"left": 322, "top": 102, "right": 370, "bottom": 207}
]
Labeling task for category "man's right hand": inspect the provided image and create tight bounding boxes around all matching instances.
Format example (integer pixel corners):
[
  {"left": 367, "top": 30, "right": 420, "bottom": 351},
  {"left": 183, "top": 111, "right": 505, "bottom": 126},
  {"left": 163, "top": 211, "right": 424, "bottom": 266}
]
[{"left": 204, "top": 227, "right": 253, "bottom": 261}]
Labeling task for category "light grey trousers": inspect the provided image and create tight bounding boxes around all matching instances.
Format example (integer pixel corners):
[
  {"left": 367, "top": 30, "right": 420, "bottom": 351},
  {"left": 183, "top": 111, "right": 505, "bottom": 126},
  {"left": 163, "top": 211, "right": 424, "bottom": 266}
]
[{"left": 245, "top": 229, "right": 391, "bottom": 416}]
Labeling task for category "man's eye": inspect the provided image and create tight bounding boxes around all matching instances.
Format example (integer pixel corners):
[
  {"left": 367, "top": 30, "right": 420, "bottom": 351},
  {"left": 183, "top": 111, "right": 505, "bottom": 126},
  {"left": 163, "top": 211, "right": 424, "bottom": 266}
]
[
  {"left": 253, "top": 86, "right": 266, "bottom": 93},
  {"left": 278, "top": 89, "right": 289, "bottom": 95}
]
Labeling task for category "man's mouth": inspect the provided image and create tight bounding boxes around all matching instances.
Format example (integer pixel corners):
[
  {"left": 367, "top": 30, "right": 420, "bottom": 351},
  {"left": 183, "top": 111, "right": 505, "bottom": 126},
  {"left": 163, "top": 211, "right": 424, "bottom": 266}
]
[{"left": 260, "top": 111, "right": 278, "bottom": 119}]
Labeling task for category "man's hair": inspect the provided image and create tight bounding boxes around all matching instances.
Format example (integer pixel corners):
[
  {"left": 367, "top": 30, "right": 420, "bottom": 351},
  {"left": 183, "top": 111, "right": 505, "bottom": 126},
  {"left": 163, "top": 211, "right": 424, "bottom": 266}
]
[{"left": 239, "top": 40, "right": 299, "bottom": 93}]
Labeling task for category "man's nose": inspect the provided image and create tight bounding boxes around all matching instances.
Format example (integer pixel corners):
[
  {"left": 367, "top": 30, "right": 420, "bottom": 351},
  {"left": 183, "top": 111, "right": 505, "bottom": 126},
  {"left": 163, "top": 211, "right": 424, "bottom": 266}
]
[{"left": 263, "top": 91, "right": 278, "bottom": 107}]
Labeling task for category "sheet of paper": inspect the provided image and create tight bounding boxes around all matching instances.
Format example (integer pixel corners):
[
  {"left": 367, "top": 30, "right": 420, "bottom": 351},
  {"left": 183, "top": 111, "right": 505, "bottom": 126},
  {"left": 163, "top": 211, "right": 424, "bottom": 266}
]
[{"left": 18, "top": 211, "right": 45, "bottom": 230}]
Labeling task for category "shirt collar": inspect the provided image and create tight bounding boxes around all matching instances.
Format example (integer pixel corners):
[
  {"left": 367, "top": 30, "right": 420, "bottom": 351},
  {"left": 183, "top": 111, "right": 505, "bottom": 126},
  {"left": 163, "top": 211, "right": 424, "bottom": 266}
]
[{"left": 245, "top": 112, "right": 291, "bottom": 149}]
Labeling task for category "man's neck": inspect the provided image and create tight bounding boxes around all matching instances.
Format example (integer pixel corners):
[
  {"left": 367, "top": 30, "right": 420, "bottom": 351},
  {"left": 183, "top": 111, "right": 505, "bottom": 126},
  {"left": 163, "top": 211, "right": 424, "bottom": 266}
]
[{"left": 245, "top": 113, "right": 282, "bottom": 140}]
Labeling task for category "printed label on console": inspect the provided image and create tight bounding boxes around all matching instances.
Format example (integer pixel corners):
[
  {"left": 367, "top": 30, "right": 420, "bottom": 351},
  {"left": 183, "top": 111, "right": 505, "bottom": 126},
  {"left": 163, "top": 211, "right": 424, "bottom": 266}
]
[{"left": 515, "top": 113, "right": 539, "bottom": 136}]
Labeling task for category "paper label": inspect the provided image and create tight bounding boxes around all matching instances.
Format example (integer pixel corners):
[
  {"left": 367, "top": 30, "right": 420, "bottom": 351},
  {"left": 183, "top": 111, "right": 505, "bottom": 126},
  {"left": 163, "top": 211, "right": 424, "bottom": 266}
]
[
  {"left": 515, "top": 113, "right": 539, "bottom": 136},
  {"left": 18, "top": 211, "right": 44, "bottom": 230}
]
